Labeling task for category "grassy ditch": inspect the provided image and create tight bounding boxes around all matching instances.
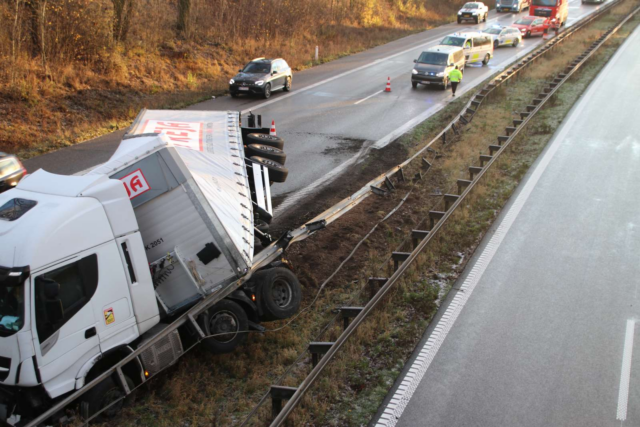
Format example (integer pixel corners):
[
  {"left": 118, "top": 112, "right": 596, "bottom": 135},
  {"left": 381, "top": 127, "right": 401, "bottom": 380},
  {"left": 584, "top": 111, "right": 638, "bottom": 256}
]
[{"left": 106, "top": 3, "right": 639, "bottom": 427}]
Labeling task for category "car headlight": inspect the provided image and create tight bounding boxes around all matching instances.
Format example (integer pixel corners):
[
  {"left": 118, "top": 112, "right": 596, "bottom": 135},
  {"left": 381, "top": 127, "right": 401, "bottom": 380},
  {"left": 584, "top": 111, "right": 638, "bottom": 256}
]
[
  {"left": 412, "top": 69, "right": 419, "bottom": 75},
  {"left": 458, "top": 11, "right": 462, "bottom": 14},
  {"left": 229, "top": 79, "right": 235, "bottom": 85},
  {"left": 255, "top": 80, "right": 264, "bottom": 86},
  {"left": 436, "top": 72, "right": 445, "bottom": 77}
]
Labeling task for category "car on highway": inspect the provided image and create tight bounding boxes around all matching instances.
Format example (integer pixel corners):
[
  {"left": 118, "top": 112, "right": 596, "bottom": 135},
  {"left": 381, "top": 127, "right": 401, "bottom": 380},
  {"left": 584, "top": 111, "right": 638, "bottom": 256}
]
[
  {"left": 439, "top": 32, "right": 494, "bottom": 65},
  {"left": 229, "top": 58, "right": 292, "bottom": 99},
  {"left": 411, "top": 46, "right": 465, "bottom": 90},
  {"left": 496, "top": 0, "right": 531, "bottom": 13},
  {"left": 482, "top": 25, "right": 523, "bottom": 48},
  {"left": 512, "top": 16, "right": 550, "bottom": 37},
  {"left": 0, "top": 153, "right": 26, "bottom": 193},
  {"left": 457, "top": 2, "right": 489, "bottom": 23}
]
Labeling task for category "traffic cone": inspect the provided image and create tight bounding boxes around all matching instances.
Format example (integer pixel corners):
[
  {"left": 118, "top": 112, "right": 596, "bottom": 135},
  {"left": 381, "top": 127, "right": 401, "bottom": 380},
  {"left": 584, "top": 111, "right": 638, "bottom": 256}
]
[
  {"left": 270, "top": 120, "right": 277, "bottom": 136},
  {"left": 385, "top": 77, "right": 391, "bottom": 92}
]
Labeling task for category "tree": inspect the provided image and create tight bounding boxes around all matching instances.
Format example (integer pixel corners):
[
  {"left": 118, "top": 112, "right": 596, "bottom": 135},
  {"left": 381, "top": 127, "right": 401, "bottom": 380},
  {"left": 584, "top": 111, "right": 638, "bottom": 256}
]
[
  {"left": 112, "top": 0, "right": 134, "bottom": 43},
  {"left": 177, "top": 0, "right": 190, "bottom": 36}
]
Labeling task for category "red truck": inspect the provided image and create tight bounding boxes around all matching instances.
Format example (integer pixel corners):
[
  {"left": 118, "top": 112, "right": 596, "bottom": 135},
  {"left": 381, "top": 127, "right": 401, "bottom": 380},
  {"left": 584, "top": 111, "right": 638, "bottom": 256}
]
[{"left": 530, "top": 0, "right": 569, "bottom": 26}]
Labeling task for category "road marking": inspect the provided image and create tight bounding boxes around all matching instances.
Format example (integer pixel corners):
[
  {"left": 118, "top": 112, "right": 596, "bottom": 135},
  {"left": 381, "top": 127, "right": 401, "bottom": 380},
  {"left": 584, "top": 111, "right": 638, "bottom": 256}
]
[
  {"left": 355, "top": 90, "right": 384, "bottom": 105},
  {"left": 617, "top": 319, "right": 636, "bottom": 421}
]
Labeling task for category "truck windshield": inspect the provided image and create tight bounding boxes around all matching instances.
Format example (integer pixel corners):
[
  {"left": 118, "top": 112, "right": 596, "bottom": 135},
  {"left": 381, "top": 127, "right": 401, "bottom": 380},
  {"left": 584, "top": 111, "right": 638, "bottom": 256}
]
[
  {"left": 417, "top": 52, "right": 449, "bottom": 66},
  {"left": 0, "top": 268, "right": 27, "bottom": 336},
  {"left": 440, "top": 36, "right": 465, "bottom": 47},
  {"left": 532, "top": 0, "right": 557, "bottom": 5}
]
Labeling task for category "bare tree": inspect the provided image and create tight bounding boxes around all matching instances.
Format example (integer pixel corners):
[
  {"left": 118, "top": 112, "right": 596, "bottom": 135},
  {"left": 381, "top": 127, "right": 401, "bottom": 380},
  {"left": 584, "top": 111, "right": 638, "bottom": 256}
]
[
  {"left": 177, "top": 0, "right": 190, "bottom": 36},
  {"left": 112, "top": 0, "right": 135, "bottom": 43}
]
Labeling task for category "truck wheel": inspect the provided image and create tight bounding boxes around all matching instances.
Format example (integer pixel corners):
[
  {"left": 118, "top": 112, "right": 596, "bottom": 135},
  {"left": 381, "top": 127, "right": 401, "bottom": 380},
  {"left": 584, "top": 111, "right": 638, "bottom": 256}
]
[
  {"left": 246, "top": 144, "right": 287, "bottom": 164},
  {"left": 249, "top": 156, "right": 288, "bottom": 183},
  {"left": 245, "top": 133, "right": 284, "bottom": 150},
  {"left": 457, "top": 18, "right": 462, "bottom": 24},
  {"left": 201, "top": 300, "right": 248, "bottom": 354},
  {"left": 81, "top": 375, "right": 135, "bottom": 421},
  {"left": 255, "top": 267, "right": 302, "bottom": 321}
]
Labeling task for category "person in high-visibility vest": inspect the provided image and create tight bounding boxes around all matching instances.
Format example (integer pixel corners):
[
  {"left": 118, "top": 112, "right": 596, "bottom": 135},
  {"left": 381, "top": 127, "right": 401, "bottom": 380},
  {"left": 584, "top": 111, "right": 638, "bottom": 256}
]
[{"left": 449, "top": 66, "right": 463, "bottom": 97}]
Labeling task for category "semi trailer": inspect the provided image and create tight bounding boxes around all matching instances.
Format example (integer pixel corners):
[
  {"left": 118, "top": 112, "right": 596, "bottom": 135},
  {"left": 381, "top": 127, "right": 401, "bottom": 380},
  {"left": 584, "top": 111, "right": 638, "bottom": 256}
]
[{"left": 0, "top": 110, "right": 303, "bottom": 425}]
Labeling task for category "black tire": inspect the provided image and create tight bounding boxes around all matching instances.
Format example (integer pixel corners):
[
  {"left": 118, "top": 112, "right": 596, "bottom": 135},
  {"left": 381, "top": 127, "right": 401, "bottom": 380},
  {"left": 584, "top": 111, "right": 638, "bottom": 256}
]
[
  {"left": 482, "top": 54, "right": 490, "bottom": 66},
  {"left": 81, "top": 375, "right": 135, "bottom": 421},
  {"left": 245, "top": 133, "right": 284, "bottom": 150},
  {"left": 263, "top": 83, "right": 271, "bottom": 99},
  {"left": 230, "top": 92, "right": 238, "bottom": 98},
  {"left": 513, "top": 38, "right": 519, "bottom": 47},
  {"left": 442, "top": 78, "right": 448, "bottom": 90},
  {"left": 525, "top": 31, "right": 531, "bottom": 38},
  {"left": 283, "top": 76, "right": 292, "bottom": 92},
  {"left": 250, "top": 156, "right": 288, "bottom": 183},
  {"left": 457, "top": 18, "right": 462, "bottom": 24},
  {"left": 494, "top": 40, "right": 499, "bottom": 49},
  {"left": 255, "top": 268, "right": 302, "bottom": 321},
  {"left": 246, "top": 144, "right": 287, "bottom": 164},
  {"left": 474, "top": 16, "right": 479, "bottom": 24},
  {"left": 411, "top": 81, "right": 418, "bottom": 89},
  {"left": 200, "top": 299, "right": 248, "bottom": 354},
  {"left": 484, "top": 13, "right": 488, "bottom": 22}
]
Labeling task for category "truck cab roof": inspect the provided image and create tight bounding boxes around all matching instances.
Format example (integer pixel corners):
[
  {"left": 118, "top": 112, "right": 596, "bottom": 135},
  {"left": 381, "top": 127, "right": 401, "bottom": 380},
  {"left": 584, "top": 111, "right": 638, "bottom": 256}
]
[{"left": 0, "top": 171, "right": 137, "bottom": 271}]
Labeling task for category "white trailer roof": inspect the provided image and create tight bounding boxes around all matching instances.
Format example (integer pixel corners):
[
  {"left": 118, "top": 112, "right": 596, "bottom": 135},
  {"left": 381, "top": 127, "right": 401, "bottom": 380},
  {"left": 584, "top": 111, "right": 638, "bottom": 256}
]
[{"left": 90, "top": 110, "right": 253, "bottom": 267}]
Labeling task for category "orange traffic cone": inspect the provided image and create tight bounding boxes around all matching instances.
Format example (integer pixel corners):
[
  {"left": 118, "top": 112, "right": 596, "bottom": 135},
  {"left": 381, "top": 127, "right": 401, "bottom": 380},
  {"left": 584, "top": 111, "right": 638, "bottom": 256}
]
[
  {"left": 385, "top": 77, "right": 391, "bottom": 92},
  {"left": 270, "top": 120, "right": 277, "bottom": 136}
]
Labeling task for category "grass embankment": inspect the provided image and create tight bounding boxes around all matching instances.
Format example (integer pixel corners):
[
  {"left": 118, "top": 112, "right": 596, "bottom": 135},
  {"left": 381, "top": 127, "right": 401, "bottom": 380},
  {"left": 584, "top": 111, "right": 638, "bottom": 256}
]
[
  {"left": 106, "top": 1, "right": 640, "bottom": 426},
  {"left": 0, "top": 0, "right": 466, "bottom": 159}
]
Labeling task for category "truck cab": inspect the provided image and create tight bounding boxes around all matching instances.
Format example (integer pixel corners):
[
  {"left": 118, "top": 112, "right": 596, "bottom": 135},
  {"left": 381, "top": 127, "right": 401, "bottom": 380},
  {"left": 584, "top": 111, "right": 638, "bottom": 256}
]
[
  {"left": 0, "top": 173, "right": 158, "bottom": 420},
  {"left": 496, "top": 0, "right": 531, "bottom": 12},
  {"left": 530, "top": 0, "right": 568, "bottom": 26}
]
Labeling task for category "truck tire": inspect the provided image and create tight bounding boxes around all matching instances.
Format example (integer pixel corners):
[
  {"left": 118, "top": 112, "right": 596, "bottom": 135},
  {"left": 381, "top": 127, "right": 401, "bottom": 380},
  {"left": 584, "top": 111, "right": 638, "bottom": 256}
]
[
  {"left": 245, "top": 133, "right": 284, "bottom": 150},
  {"left": 201, "top": 299, "right": 248, "bottom": 354},
  {"left": 81, "top": 375, "right": 135, "bottom": 421},
  {"left": 245, "top": 144, "right": 287, "bottom": 165},
  {"left": 255, "top": 267, "right": 302, "bottom": 321},
  {"left": 250, "top": 156, "right": 288, "bottom": 183}
]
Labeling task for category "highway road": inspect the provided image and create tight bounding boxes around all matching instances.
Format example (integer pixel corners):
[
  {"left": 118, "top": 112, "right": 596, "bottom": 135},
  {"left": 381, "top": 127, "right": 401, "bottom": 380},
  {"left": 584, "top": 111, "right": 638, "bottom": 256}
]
[
  {"left": 24, "top": 0, "right": 611, "bottom": 216},
  {"left": 374, "top": 23, "right": 640, "bottom": 427}
]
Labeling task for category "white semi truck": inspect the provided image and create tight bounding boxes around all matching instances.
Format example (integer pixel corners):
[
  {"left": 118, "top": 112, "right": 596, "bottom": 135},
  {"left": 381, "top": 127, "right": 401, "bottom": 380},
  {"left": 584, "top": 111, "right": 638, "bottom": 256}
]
[{"left": 0, "top": 110, "right": 305, "bottom": 425}]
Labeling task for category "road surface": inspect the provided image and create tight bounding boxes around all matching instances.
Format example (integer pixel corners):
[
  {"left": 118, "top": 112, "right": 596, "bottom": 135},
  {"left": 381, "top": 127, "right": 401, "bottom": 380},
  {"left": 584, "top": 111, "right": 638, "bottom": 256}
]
[
  {"left": 374, "top": 22, "right": 640, "bottom": 427},
  {"left": 24, "top": 1, "right": 609, "bottom": 216}
]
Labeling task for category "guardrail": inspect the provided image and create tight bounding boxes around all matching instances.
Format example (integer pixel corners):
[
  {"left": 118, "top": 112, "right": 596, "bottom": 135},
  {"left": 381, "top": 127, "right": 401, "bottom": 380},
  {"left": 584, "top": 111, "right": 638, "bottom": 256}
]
[{"left": 265, "top": 2, "right": 639, "bottom": 425}]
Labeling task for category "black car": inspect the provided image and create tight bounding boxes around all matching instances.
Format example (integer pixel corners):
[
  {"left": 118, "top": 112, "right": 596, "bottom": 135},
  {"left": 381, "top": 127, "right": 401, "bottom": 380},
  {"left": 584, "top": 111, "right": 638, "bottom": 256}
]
[
  {"left": 0, "top": 153, "right": 27, "bottom": 193},
  {"left": 229, "top": 58, "right": 292, "bottom": 99}
]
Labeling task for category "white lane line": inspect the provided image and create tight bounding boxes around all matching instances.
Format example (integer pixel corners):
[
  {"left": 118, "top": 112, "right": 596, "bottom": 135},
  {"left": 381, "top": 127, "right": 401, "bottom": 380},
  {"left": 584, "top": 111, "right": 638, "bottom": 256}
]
[
  {"left": 355, "top": 90, "right": 384, "bottom": 105},
  {"left": 617, "top": 319, "right": 636, "bottom": 421}
]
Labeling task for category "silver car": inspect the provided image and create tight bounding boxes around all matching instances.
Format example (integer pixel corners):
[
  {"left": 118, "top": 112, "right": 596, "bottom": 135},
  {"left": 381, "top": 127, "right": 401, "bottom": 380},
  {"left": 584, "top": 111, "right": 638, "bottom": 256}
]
[{"left": 482, "top": 26, "right": 523, "bottom": 48}]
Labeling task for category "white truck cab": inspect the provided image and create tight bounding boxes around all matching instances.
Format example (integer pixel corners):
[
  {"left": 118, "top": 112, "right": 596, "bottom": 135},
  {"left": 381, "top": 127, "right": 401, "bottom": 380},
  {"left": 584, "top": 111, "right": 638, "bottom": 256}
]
[{"left": 0, "top": 111, "right": 302, "bottom": 425}]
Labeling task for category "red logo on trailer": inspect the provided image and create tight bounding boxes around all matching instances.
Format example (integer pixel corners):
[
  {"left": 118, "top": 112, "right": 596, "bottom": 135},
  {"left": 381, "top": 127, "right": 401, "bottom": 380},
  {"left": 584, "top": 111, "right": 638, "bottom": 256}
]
[
  {"left": 120, "top": 169, "right": 150, "bottom": 199},
  {"left": 140, "top": 120, "right": 203, "bottom": 151}
]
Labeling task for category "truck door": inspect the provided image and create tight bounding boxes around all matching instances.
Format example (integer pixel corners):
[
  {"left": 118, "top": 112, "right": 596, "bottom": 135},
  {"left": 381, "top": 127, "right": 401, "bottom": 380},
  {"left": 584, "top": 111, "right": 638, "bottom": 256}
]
[{"left": 32, "top": 253, "right": 101, "bottom": 398}]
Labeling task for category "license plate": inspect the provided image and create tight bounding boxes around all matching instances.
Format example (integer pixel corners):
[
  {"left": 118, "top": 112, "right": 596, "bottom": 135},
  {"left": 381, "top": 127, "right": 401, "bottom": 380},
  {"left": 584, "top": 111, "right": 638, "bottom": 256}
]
[{"left": 239, "top": 87, "right": 249, "bottom": 91}]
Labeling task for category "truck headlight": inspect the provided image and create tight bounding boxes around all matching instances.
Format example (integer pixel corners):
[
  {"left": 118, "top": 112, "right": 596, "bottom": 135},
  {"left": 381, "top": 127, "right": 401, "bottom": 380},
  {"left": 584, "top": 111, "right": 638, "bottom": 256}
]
[
  {"left": 229, "top": 79, "right": 235, "bottom": 85},
  {"left": 436, "top": 72, "right": 445, "bottom": 77},
  {"left": 412, "top": 69, "right": 419, "bottom": 75},
  {"left": 255, "top": 80, "right": 264, "bottom": 86},
  {"left": 458, "top": 11, "right": 462, "bottom": 14}
]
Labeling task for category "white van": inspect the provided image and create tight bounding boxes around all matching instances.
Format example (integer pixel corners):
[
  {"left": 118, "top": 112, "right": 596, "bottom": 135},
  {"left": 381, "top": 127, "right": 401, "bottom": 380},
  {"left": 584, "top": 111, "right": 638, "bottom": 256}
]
[
  {"left": 411, "top": 46, "right": 466, "bottom": 90},
  {"left": 439, "top": 32, "right": 494, "bottom": 65}
]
